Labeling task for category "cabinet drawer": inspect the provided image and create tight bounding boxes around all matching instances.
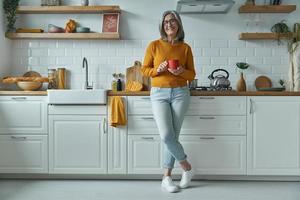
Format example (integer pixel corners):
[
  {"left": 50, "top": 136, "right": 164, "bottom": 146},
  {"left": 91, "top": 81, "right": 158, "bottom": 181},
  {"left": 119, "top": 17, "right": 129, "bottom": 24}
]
[
  {"left": 173, "top": 135, "right": 246, "bottom": 175},
  {"left": 128, "top": 115, "right": 158, "bottom": 135},
  {"left": 181, "top": 116, "right": 246, "bottom": 135},
  {"left": 0, "top": 96, "right": 47, "bottom": 134},
  {"left": 128, "top": 135, "right": 163, "bottom": 174},
  {"left": 0, "top": 135, "right": 48, "bottom": 173},
  {"left": 128, "top": 96, "right": 152, "bottom": 115},
  {"left": 186, "top": 96, "right": 246, "bottom": 115}
]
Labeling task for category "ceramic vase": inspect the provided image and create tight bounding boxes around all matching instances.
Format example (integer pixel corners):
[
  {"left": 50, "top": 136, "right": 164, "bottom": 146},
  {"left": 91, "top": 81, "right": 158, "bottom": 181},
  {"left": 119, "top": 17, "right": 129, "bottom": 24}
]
[{"left": 236, "top": 72, "right": 247, "bottom": 91}]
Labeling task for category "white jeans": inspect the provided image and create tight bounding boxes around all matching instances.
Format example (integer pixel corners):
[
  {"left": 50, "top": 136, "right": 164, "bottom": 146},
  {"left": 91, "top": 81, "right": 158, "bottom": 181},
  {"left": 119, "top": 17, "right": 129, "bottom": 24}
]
[{"left": 150, "top": 86, "right": 190, "bottom": 169}]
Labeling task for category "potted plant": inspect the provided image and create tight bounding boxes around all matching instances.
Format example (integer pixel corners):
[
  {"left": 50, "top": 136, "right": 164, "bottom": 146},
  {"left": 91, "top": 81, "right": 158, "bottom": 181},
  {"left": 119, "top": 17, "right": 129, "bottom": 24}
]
[
  {"left": 3, "top": 0, "right": 20, "bottom": 32},
  {"left": 236, "top": 62, "right": 249, "bottom": 92}
]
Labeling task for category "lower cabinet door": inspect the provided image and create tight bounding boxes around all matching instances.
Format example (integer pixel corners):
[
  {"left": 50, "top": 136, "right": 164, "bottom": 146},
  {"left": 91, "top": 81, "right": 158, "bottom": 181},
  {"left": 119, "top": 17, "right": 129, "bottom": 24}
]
[
  {"left": 49, "top": 115, "right": 107, "bottom": 174},
  {"left": 128, "top": 135, "right": 163, "bottom": 174},
  {"left": 0, "top": 135, "right": 48, "bottom": 173},
  {"left": 173, "top": 136, "right": 246, "bottom": 175}
]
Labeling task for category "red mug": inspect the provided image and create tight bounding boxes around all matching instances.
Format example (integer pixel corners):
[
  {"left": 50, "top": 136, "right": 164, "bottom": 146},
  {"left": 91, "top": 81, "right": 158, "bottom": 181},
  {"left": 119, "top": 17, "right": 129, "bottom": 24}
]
[{"left": 168, "top": 59, "right": 179, "bottom": 70}]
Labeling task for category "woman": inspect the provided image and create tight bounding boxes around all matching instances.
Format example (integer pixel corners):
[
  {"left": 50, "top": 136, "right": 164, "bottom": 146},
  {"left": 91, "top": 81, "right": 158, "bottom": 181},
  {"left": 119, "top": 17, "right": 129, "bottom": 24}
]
[{"left": 141, "top": 10, "right": 196, "bottom": 193}]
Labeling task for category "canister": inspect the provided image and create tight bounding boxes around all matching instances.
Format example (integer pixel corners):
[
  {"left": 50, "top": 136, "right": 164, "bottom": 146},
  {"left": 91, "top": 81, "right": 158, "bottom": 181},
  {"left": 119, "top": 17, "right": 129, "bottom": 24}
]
[{"left": 57, "top": 68, "right": 66, "bottom": 89}]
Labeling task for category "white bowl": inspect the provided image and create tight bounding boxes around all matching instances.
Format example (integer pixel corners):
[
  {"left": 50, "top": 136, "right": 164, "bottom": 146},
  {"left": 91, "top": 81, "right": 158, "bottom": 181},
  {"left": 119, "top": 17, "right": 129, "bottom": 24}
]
[{"left": 16, "top": 81, "right": 42, "bottom": 91}]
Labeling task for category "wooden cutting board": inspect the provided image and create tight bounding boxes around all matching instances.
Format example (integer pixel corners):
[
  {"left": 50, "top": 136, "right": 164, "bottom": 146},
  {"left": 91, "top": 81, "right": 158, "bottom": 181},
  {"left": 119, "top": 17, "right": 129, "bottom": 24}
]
[{"left": 126, "top": 61, "right": 151, "bottom": 91}]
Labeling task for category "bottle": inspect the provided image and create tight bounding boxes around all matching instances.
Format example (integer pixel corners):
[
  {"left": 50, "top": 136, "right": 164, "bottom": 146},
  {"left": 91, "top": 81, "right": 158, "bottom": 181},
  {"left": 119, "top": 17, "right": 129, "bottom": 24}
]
[
  {"left": 48, "top": 69, "right": 57, "bottom": 89},
  {"left": 111, "top": 79, "right": 117, "bottom": 91},
  {"left": 57, "top": 68, "right": 66, "bottom": 89},
  {"left": 117, "top": 78, "right": 122, "bottom": 91}
]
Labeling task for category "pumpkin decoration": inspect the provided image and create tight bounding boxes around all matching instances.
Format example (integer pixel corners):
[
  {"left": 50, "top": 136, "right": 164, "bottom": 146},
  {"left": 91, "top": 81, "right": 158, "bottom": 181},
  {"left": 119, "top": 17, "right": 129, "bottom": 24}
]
[{"left": 65, "top": 19, "right": 77, "bottom": 33}]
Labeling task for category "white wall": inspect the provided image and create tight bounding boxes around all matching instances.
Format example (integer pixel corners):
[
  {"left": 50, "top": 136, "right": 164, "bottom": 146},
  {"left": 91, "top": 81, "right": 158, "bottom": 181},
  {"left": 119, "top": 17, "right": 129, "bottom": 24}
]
[
  {"left": 11, "top": 0, "right": 300, "bottom": 90},
  {"left": 0, "top": 0, "right": 12, "bottom": 88}
]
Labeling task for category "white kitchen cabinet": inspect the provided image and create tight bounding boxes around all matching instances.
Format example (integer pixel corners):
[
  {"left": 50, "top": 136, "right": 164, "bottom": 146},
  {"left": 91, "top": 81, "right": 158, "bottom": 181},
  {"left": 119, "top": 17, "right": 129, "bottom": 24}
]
[
  {"left": 128, "top": 135, "right": 163, "bottom": 174},
  {"left": 0, "top": 135, "right": 48, "bottom": 173},
  {"left": 247, "top": 97, "right": 300, "bottom": 175},
  {"left": 127, "top": 96, "right": 152, "bottom": 115},
  {"left": 107, "top": 96, "right": 127, "bottom": 174},
  {"left": 172, "top": 136, "right": 246, "bottom": 175},
  {"left": 0, "top": 96, "right": 47, "bottom": 134},
  {"left": 49, "top": 105, "right": 107, "bottom": 174},
  {"left": 187, "top": 96, "right": 246, "bottom": 116}
]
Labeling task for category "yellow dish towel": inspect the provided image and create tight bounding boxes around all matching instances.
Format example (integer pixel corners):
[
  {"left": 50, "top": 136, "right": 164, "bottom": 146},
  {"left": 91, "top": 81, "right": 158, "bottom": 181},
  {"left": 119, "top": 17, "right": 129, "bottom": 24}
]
[{"left": 110, "top": 96, "right": 127, "bottom": 127}]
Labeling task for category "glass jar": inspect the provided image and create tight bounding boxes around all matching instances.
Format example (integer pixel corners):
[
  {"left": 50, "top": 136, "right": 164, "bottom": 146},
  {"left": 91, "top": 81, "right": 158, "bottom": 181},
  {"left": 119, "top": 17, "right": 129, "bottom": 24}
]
[
  {"left": 48, "top": 69, "right": 57, "bottom": 89},
  {"left": 57, "top": 68, "right": 66, "bottom": 89},
  {"left": 41, "top": 0, "right": 48, "bottom": 6},
  {"left": 47, "top": 0, "right": 60, "bottom": 6}
]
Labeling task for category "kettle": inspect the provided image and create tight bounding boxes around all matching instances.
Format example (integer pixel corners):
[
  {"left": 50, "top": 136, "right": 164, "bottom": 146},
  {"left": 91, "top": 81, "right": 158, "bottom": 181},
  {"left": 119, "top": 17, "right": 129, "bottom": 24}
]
[{"left": 208, "top": 69, "right": 231, "bottom": 89}]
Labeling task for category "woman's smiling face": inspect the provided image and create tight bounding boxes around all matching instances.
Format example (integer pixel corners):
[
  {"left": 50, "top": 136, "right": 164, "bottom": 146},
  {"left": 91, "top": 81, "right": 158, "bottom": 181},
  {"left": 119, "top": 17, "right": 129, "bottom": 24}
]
[{"left": 163, "top": 14, "right": 179, "bottom": 39}]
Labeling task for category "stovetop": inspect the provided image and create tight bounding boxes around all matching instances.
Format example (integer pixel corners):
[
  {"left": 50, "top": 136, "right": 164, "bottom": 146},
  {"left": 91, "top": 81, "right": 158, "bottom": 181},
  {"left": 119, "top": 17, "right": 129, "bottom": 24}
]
[{"left": 192, "top": 86, "right": 233, "bottom": 91}]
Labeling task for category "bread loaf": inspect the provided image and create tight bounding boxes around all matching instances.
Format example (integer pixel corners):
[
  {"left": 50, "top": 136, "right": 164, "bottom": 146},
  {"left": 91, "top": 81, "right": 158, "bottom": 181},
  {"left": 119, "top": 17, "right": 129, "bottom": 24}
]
[{"left": 2, "top": 76, "right": 49, "bottom": 84}]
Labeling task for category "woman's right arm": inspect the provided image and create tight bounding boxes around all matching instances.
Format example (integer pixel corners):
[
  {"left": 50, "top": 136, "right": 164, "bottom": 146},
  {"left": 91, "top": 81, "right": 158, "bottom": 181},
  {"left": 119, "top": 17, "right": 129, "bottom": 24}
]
[{"left": 141, "top": 43, "right": 159, "bottom": 77}]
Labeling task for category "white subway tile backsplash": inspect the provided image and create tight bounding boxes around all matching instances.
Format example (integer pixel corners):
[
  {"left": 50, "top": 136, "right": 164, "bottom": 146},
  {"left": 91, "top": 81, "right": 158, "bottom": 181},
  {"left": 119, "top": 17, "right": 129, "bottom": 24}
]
[
  {"left": 237, "top": 48, "right": 254, "bottom": 56},
  {"left": 211, "top": 40, "right": 228, "bottom": 48},
  {"left": 264, "top": 57, "right": 281, "bottom": 65},
  {"left": 108, "top": 57, "right": 125, "bottom": 65},
  {"left": 90, "top": 57, "right": 108, "bottom": 65},
  {"left": 39, "top": 57, "right": 56, "bottom": 65},
  {"left": 39, "top": 41, "right": 57, "bottom": 48},
  {"left": 194, "top": 40, "right": 210, "bottom": 48},
  {"left": 49, "top": 49, "right": 65, "bottom": 57},
  {"left": 220, "top": 48, "right": 236, "bottom": 56},
  {"left": 100, "top": 49, "right": 116, "bottom": 56},
  {"left": 229, "top": 40, "right": 246, "bottom": 48},
  {"left": 202, "top": 48, "right": 219, "bottom": 56},
  {"left": 125, "top": 40, "right": 142, "bottom": 48},
  {"left": 57, "top": 41, "right": 74, "bottom": 48},
  {"left": 57, "top": 57, "right": 73, "bottom": 65},
  {"left": 117, "top": 48, "right": 133, "bottom": 56},
  {"left": 255, "top": 48, "right": 272, "bottom": 56},
  {"left": 229, "top": 57, "right": 246, "bottom": 65},
  {"left": 246, "top": 57, "right": 263, "bottom": 65},
  {"left": 66, "top": 49, "right": 82, "bottom": 57},
  {"left": 211, "top": 57, "right": 228, "bottom": 65},
  {"left": 11, "top": 38, "right": 290, "bottom": 89},
  {"left": 81, "top": 49, "right": 99, "bottom": 57},
  {"left": 133, "top": 48, "right": 145, "bottom": 56},
  {"left": 31, "top": 49, "right": 48, "bottom": 56}
]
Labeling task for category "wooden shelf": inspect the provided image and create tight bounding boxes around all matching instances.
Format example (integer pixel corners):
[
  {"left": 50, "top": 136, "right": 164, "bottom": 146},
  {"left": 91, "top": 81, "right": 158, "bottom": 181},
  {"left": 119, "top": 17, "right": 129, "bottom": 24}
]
[
  {"left": 239, "top": 32, "right": 294, "bottom": 40},
  {"left": 239, "top": 5, "right": 296, "bottom": 13},
  {"left": 5, "top": 32, "right": 120, "bottom": 40},
  {"left": 16, "top": 5, "right": 121, "bottom": 14}
]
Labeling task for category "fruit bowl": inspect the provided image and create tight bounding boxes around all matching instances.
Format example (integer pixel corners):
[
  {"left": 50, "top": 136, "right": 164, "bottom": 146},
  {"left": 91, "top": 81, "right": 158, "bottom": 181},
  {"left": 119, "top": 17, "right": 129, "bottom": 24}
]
[{"left": 16, "top": 81, "right": 42, "bottom": 91}]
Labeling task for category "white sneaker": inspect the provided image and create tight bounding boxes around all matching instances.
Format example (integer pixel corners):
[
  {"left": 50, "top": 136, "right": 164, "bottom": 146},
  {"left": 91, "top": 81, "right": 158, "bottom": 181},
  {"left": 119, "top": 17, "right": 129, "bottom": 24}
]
[
  {"left": 179, "top": 170, "right": 193, "bottom": 189},
  {"left": 161, "top": 176, "right": 180, "bottom": 193}
]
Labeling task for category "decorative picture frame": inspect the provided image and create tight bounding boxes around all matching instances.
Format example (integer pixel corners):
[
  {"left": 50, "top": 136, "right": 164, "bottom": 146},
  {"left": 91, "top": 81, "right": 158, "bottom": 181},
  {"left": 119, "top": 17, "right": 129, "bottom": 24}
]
[{"left": 102, "top": 13, "right": 119, "bottom": 33}]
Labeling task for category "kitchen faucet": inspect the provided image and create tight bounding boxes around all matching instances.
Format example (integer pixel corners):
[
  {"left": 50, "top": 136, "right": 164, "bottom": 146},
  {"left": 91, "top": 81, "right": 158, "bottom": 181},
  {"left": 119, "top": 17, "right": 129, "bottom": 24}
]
[{"left": 82, "top": 57, "right": 93, "bottom": 90}]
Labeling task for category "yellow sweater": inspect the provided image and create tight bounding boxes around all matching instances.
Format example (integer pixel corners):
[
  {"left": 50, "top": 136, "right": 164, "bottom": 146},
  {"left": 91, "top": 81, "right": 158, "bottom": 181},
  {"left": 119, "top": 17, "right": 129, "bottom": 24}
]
[{"left": 141, "top": 39, "right": 196, "bottom": 88}]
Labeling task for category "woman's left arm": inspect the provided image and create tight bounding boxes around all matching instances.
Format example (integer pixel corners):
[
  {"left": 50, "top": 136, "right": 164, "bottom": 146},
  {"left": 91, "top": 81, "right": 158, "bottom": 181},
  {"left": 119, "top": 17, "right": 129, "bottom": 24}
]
[{"left": 178, "top": 46, "right": 196, "bottom": 81}]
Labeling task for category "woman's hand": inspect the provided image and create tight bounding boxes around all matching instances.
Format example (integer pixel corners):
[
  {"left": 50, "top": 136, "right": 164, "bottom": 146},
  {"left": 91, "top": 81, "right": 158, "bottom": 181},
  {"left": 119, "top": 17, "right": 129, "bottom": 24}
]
[
  {"left": 168, "top": 66, "right": 184, "bottom": 76},
  {"left": 156, "top": 61, "right": 168, "bottom": 73}
]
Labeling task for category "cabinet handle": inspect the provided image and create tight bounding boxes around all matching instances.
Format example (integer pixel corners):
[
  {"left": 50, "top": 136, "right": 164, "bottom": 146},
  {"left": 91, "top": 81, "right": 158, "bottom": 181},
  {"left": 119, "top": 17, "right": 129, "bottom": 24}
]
[
  {"left": 199, "top": 116, "right": 215, "bottom": 120},
  {"left": 250, "top": 99, "right": 253, "bottom": 114},
  {"left": 11, "top": 136, "right": 27, "bottom": 140},
  {"left": 11, "top": 97, "right": 27, "bottom": 100},
  {"left": 200, "top": 137, "right": 215, "bottom": 140},
  {"left": 141, "top": 117, "right": 154, "bottom": 120},
  {"left": 199, "top": 97, "right": 215, "bottom": 100},
  {"left": 103, "top": 117, "right": 107, "bottom": 134},
  {"left": 141, "top": 97, "right": 151, "bottom": 100},
  {"left": 142, "top": 137, "right": 154, "bottom": 140}
]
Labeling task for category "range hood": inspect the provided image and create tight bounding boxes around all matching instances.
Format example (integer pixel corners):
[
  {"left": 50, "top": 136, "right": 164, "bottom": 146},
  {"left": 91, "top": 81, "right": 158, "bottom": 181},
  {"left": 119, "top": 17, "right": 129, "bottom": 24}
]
[{"left": 176, "top": 0, "right": 235, "bottom": 14}]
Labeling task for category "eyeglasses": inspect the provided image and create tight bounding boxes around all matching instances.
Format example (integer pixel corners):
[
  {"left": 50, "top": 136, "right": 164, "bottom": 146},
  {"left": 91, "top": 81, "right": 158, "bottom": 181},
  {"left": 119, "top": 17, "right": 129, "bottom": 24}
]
[{"left": 163, "top": 18, "right": 177, "bottom": 26}]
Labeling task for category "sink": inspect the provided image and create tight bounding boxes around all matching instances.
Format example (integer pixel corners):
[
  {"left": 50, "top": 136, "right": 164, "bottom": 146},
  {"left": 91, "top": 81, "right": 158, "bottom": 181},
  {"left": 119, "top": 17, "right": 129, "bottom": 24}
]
[{"left": 47, "top": 89, "right": 107, "bottom": 105}]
